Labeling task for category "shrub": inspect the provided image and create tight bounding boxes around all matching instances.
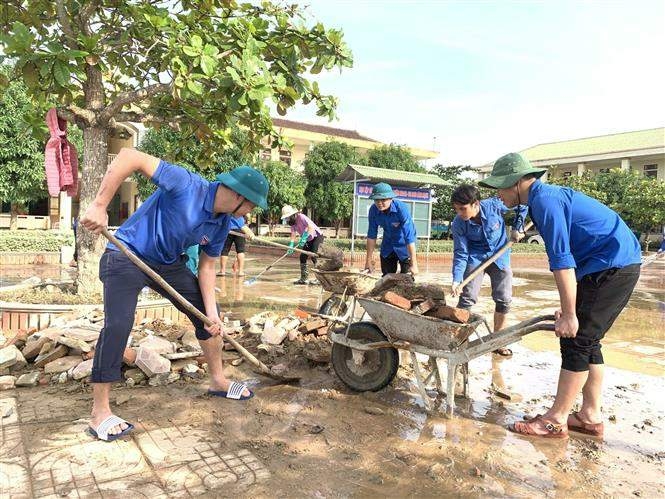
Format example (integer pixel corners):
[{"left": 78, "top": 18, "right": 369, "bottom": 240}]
[{"left": 0, "top": 230, "right": 73, "bottom": 252}]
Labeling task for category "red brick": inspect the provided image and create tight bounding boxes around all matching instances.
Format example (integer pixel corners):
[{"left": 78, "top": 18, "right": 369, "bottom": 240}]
[
  {"left": 300, "top": 318, "right": 327, "bottom": 333},
  {"left": 315, "top": 326, "right": 329, "bottom": 337},
  {"left": 426, "top": 305, "right": 470, "bottom": 324},
  {"left": 382, "top": 291, "right": 411, "bottom": 310}
]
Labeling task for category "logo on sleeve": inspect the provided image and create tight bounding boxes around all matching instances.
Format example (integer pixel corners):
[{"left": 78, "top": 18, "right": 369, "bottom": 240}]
[
  {"left": 391, "top": 222, "right": 401, "bottom": 228},
  {"left": 199, "top": 235, "right": 210, "bottom": 245}
]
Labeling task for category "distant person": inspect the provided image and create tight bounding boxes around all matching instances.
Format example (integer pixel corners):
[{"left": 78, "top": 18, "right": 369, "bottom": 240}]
[
  {"left": 480, "top": 152, "right": 641, "bottom": 439},
  {"left": 281, "top": 205, "right": 324, "bottom": 285},
  {"left": 450, "top": 184, "right": 527, "bottom": 356},
  {"left": 218, "top": 215, "right": 255, "bottom": 277},
  {"left": 364, "top": 183, "right": 419, "bottom": 276}
]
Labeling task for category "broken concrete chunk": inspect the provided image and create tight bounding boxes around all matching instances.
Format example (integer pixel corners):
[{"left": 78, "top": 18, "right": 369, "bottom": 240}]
[
  {"left": 16, "top": 371, "right": 41, "bottom": 387},
  {"left": 261, "top": 326, "right": 288, "bottom": 345},
  {"left": 34, "top": 345, "right": 69, "bottom": 368},
  {"left": 71, "top": 359, "right": 94, "bottom": 380},
  {"left": 138, "top": 336, "right": 176, "bottom": 355},
  {"left": 60, "top": 327, "right": 100, "bottom": 342},
  {"left": 135, "top": 346, "right": 171, "bottom": 377},
  {"left": 0, "top": 345, "right": 26, "bottom": 370},
  {"left": 124, "top": 368, "right": 147, "bottom": 383},
  {"left": 44, "top": 355, "right": 82, "bottom": 375},
  {"left": 57, "top": 336, "right": 92, "bottom": 353},
  {"left": 0, "top": 375, "right": 17, "bottom": 390}
]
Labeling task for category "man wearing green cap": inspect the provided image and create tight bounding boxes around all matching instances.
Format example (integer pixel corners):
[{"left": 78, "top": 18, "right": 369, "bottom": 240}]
[
  {"left": 80, "top": 147, "right": 269, "bottom": 441},
  {"left": 479, "top": 152, "right": 641, "bottom": 438},
  {"left": 364, "top": 182, "right": 419, "bottom": 276}
]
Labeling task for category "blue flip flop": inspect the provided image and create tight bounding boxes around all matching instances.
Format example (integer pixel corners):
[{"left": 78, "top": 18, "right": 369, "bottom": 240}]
[
  {"left": 87, "top": 415, "right": 134, "bottom": 441},
  {"left": 208, "top": 381, "right": 254, "bottom": 401}
]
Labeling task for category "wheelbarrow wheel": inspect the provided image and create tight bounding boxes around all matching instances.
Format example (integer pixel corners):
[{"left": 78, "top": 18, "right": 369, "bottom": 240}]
[
  {"left": 331, "top": 322, "right": 399, "bottom": 392},
  {"left": 319, "top": 295, "right": 348, "bottom": 316}
]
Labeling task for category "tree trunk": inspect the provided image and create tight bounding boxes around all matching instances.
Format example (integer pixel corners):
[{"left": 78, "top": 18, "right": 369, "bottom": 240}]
[
  {"left": 9, "top": 203, "right": 19, "bottom": 230},
  {"left": 334, "top": 219, "right": 341, "bottom": 238},
  {"left": 75, "top": 126, "right": 109, "bottom": 295}
]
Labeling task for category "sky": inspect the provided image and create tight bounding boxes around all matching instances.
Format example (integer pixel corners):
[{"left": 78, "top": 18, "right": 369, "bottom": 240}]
[{"left": 283, "top": 0, "right": 665, "bottom": 167}]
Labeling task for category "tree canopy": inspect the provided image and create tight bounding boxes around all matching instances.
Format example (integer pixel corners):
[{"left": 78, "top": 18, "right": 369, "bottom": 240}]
[
  {"left": 0, "top": 0, "right": 352, "bottom": 292},
  {"left": 302, "top": 140, "right": 358, "bottom": 233},
  {"left": 255, "top": 160, "right": 306, "bottom": 225},
  {"left": 365, "top": 144, "right": 426, "bottom": 173}
]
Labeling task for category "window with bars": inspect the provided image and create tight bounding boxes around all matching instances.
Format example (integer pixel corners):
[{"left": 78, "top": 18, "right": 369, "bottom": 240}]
[
  {"left": 644, "top": 164, "right": 658, "bottom": 178},
  {"left": 259, "top": 148, "right": 272, "bottom": 161},
  {"left": 279, "top": 149, "right": 291, "bottom": 166}
]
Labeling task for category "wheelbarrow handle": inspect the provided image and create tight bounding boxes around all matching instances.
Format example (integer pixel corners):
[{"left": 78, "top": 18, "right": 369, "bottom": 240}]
[
  {"left": 100, "top": 228, "right": 295, "bottom": 382},
  {"left": 229, "top": 230, "right": 320, "bottom": 258}
]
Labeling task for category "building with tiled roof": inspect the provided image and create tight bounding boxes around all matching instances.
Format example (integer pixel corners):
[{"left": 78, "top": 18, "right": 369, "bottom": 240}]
[{"left": 477, "top": 127, "right": 664, "bottom": 180}]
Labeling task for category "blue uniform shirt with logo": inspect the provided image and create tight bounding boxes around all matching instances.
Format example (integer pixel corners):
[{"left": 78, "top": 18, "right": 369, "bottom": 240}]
[
  {"left": 528, "top": 180, "right": 641, "bottom": 280},
  {"left": 451, "top": 197, "right": 527, "bottom": 283},
  {"left": 367, "top": 198, "right": 417, "bottom": 261},
  {"left": 109, "top": 160, "right": 231, "bottom": 264}
]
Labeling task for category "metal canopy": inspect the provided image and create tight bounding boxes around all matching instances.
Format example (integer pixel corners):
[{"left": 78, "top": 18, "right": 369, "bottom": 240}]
[{"left": 335, "top": 164, "right": 450, "bottom": 187}]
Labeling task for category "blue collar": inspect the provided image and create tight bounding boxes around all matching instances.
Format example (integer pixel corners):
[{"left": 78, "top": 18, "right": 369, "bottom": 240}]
[
  {"left": 527, "top": 179, "right": 543, "bottom": 205},
  {"left": 204, "top": 182, "right": 228, "bottom": 225}
]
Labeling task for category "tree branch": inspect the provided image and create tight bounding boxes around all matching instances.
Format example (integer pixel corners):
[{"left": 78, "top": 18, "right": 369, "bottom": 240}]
[
  {"left": 55, "top": 0, "right": 77, "bottom": 42},
  {"left": 99, "top": 83, "right": 172, "bottom": 123},
  {"left": 78, "top": 0, "right": 99, "bottom": 36}
]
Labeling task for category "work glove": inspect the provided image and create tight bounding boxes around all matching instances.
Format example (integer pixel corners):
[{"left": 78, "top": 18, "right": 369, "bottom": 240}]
[
  {"left": 286, "top": 241, "right": 296, "bottom": 256},
  {"left": 510, "top": 229, "right": 525, "bottom": 243},
  {"left": 297, "top": 231, "right": 309, "bottom": 248}
]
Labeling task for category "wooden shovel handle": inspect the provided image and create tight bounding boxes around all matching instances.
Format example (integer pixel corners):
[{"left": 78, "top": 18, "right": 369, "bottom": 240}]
[
  {"left": 456, "top": 221, "right": 534, "bottom": 291},
  {"left": 229, "top": 230, "right": 320, "bottom": 258}
]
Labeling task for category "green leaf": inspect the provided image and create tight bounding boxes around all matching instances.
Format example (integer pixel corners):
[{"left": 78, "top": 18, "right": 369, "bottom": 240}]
[
  {"left": 53, "top": 61, "right": 70, "bottom": 86},
  {"left": 200, "top": 55, "right": 217, "bottom": 76},
  {"left": 203, "top": 44, "right": 219, "bottom": 57},
  {"left": 187, "top": 80, "right": 203, "bottom": 95},
  {"left": 63, "top": 49, "right": 89, "bottom": 59},
  {"left": 190, "top": 34, "right": 203, "bottom": 48},
  {"left": 183, "top": 46, "right": 199, "bottom": 57}
]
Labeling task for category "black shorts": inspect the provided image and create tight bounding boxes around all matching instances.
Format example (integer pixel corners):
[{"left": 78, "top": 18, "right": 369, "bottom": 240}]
[
  {"left": 560, "top": 263, "right": 640, "bottom": 372},
  {"left": 380, "top": 252, "right": 412, "bottom": 276},
  {"left": 221, "top": 234, "right": 246, "bottom": 256}
]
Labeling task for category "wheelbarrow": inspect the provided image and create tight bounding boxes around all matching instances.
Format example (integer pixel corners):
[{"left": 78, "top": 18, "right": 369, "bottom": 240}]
[
  {"left": 311, "top": 269, "right": 378, "bottom": 326},
  {"left": 329, "top": 297, "right": 555, "bottom": 415}
]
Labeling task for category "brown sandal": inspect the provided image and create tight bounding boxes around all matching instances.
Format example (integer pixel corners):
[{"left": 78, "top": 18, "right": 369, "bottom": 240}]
[
  {"left": 509, "top": 415, "right": 569, "bottom": 439},
  {"left": 567, "top": 412, "right": 604, "bottom": 437}
]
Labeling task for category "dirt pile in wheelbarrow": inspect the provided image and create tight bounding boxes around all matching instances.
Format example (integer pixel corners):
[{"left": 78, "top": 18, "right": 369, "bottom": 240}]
[
  {"left": 313, "top": 245, "right": 344, "bottom": 271},
  {"left": 368, "top": 274, "right": 470, "bottom": 323}
]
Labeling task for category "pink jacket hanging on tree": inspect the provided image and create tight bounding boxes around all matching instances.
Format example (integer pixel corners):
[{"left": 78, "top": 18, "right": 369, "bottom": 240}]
[{"left": 45, "top": 108, "right": 78, "bottom": 197}]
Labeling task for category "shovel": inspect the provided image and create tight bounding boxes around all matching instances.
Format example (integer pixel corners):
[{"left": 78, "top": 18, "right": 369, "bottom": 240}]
[
  {"left": 452, "top": 221, "right": 534, "bottom": 297},
  {"left": 229, "top": 230, "right": 322, "bottom": 259},
  {"left": 101, "top": 228, "right": 299, "bottom": 383},
  {"left": 244, "top": 251, "right": 290, "bottom": 286}
]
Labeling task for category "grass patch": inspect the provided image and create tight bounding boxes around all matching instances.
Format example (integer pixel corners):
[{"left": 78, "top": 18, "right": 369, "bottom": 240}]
[{"left": 0, "top": 230, "right": 73, "bottom": 252}]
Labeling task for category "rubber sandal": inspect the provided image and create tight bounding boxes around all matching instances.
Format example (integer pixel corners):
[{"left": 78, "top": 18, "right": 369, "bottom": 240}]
[
  {"left": 87, "top": 415, "right": 134, "bottom": 442},
  {"left": 493, "top": 347, "right": 513, "bottom": 357},
  {"left": 208, "top": 381, "right": 254, "bottom": 401},
  {"left": 509, "top": 415, "right": 568, "bottom": 439},
  {"left": 567, "top": 412, "right": 604, "bottom": 437}
]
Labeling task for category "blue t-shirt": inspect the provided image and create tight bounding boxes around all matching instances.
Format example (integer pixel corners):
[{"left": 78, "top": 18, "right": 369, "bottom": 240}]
[
  {"left": 367, "top": 199, "right": 417, "bottom": 260},
  {"left": 229, "top": 215, "right": 246, "bottom": 232},
  {"left": 451, "top": 198, "right": 527, "bottom": 283},
  {"left": 528, "top": 180, "right": 641, "bottom": 280},
  {"left": 109, "top": 161, "right": 231, "bottom": 265}
]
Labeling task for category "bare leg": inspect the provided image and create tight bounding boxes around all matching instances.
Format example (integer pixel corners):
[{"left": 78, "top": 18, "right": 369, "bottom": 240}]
[
  {"left": 199, "top": 335, "right": 250, "bottom": 397},
  {"left": 90, "top": 382, "right": 127, "bottom": 435},
  {"left": 493, "top": 311, "right": 512, "bottom": 356},
  {"left": 236, "top": 252, "right": 245, "bottom": 275},
  {"left": 577, "top": 363, "right": 604, "bottom": 423},
  {"left": 219, "top": 256, "right": 228, "bottom": 274}
]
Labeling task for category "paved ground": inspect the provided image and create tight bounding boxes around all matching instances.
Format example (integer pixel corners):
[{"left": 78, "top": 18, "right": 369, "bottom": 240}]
[{"left": 0, "top": 394, "right": 270, "bottom": 498}]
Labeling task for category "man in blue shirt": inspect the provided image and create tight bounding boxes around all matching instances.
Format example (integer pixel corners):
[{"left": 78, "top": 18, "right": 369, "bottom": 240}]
[
  {"left": 480, "top": 152, "right": 641, "bottom": 439},
  {"left": 364, "top": 183, "right": 419, "bottom": 276},
  {"left": 80, "top": 148, "right": 268, "bottom": 441},
  {"left": 450, "top": 184, "right": 527, "bottom": 356}
]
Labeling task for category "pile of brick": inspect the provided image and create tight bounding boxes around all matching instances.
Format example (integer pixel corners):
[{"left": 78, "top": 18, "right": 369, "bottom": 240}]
[
  {"left": 0, "top": 310, "right": 220, "bottom": 391},
  {"left": 0, "top": 307, "right": 334, "bottom": 391},
  {"left": 369, "top": 274, "right": 470, "bottom": 324}
]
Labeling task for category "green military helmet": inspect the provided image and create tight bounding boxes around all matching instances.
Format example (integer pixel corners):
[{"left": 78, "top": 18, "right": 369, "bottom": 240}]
[
  {"left": 369, "top": 182, "right": 396, "bottom": 200},
  {"left": 216, "top": 165, "right": 269, "bottom": 210},
  {"left": 478, "top": 153, "right": 547, "bottom": 189}
]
